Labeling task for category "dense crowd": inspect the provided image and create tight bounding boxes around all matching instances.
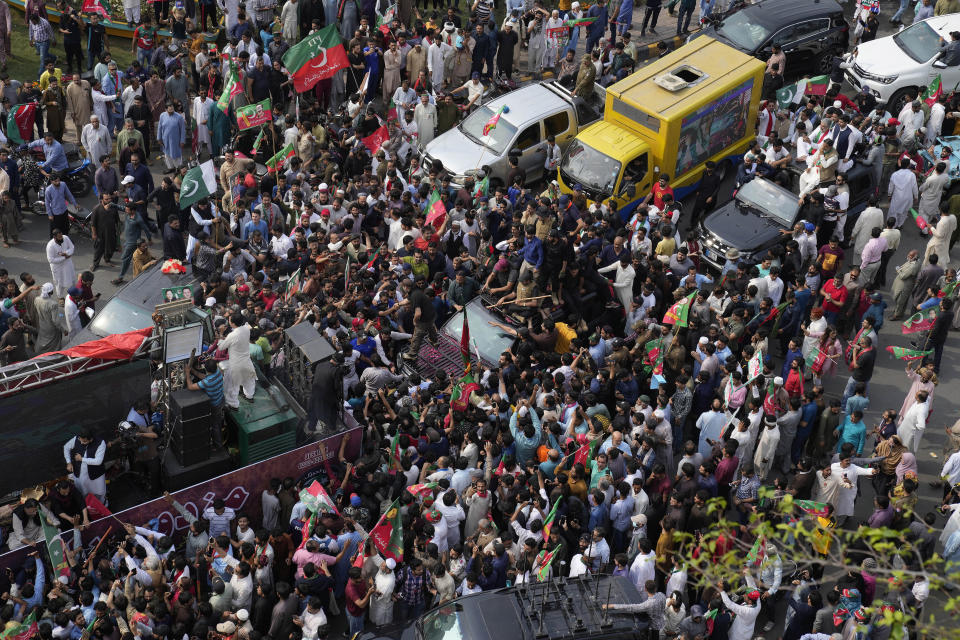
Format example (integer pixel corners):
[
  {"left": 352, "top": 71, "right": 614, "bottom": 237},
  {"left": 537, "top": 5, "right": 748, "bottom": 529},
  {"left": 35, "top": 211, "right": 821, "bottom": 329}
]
[{"left": 3, "top": 0, "right": 960, "bottom": 639}]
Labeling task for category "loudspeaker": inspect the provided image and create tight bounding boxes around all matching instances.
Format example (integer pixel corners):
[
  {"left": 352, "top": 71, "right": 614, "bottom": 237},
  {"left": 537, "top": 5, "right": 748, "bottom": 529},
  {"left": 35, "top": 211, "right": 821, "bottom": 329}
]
[
  {"left": 170, "top": 388, "right": 212, "bottom": 422},
  {"left": 170, "top": 416, "right": 211, "bottom": 448},
  {"left": 163, "top": 446, "right": 232, "bottom": 491}
]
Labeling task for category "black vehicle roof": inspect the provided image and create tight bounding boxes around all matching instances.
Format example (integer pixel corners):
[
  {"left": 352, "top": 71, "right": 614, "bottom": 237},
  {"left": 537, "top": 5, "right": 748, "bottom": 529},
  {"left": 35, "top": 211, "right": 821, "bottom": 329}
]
[{"left": 743, "top": 0, "right": 845, "bottom": 26}]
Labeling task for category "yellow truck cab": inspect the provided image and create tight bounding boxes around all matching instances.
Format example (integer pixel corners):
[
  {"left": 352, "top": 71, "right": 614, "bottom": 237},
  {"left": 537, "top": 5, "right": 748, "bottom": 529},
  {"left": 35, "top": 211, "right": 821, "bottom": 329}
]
[{"left": 558, "top": 37, "right": 765, "bottom": 220}]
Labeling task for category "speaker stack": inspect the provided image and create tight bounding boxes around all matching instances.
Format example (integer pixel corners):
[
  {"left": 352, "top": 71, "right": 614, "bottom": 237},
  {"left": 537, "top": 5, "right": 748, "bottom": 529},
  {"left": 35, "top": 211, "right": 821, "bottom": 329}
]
[
  {"left": 167, "top": 388, "right": 212, "bottom": 466},
  {"left": 283, "top": 323, "right": 336, "bottom": 406}
]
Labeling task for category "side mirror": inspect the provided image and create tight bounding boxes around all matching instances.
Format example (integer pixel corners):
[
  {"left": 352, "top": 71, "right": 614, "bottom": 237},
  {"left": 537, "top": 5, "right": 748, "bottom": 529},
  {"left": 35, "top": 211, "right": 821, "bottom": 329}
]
[{"left": 933, "top": 59, "right": 948, "bottom": 69}]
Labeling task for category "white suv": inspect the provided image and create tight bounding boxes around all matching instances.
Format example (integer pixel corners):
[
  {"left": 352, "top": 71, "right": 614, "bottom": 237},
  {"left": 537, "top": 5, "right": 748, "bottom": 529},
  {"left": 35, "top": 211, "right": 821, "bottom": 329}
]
[{"left": 846, "top": 13, "right": 960, "bottom": 112}]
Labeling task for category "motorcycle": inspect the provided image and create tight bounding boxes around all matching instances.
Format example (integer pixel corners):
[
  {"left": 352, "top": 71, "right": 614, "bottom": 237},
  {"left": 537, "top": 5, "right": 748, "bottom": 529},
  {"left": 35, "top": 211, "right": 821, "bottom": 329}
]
[{"left": 16, "top": 142, "right": 93, "bottom": 198}]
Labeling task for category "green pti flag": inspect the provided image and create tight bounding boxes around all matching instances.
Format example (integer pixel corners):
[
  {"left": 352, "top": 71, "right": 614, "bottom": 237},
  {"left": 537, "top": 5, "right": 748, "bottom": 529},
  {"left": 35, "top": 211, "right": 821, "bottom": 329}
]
[
  {"left": 803, "top": 75, "right": 829, "bottom": 96},
  {"left": 388, "top": 431, "right": 402, "bottom": 472},
  {"left": 282, "top": 24, "right": 350, "bottom": 93},
  {"left": 534, "top": 545, "right": 561, "bottom": 581},
  {"left": 450, "top": 372, "right": 481, "bottom": 412},
  {"left": 885, "top": 345, "right": 932, "bottom": 361},
  {"left": 473, "top": 176, "right": 489, "bottom": 202},
  {"left": 565, "top": 16, "right": 597, "bottom": 26},
  {"left": 217, "top": 61, "right": 242, "bottom": 113},
  {"left": 745, "top": 535, "right": 765, "bottom": 566},
  {"left": 541, "top": 496, "right": 561, "bottom": 542},
  {"left": 369, "top": 498, "right": 404, "bottom": 562},
  {"left": 266, "top": 143, "right": 295, "bottom": 172},
  {"left": 939, "top": 280, "right": 958, "bottom": 299},
  {"left": 236, "top": 98, "right": 272, "bottom": 130},
  {"left": 178, "top": 160, "right": 219, "bottom": 211},
  {"left": 663, "top": 291, "right": 696, "bottom": 327},
  {"left": 922, "top": 74, "right": 943, "bottom": 106},
  {"left": 794, "top": 500, "right": 831, "bottom": 517},
  {"left": 1, "top": 611, "right": 38, "bottom": 640},
  {"left": 901, "top": 309, "right": 938, "bottom": 335},
  {"left": 41, "top": 517, "right": 70, "bottom": 579},
  {"left": 251, "top": 128, "right": 265, "bottom": 153},
  {"left": 6, "top": 103, "right": 37, "bottom": 145}
]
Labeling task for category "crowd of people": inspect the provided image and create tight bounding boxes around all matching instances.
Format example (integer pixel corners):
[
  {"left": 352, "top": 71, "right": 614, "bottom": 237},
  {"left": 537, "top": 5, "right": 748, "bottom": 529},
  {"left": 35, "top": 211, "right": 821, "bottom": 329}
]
[{"left": 3, "top": 0, "right": 960, "bottom": 640}]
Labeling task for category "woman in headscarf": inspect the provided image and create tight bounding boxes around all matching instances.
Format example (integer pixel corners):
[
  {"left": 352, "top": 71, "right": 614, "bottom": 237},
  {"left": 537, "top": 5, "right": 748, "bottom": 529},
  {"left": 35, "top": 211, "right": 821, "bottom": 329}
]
[
  {"left": 811, "top": 327, "right": 843, "bottom": 386},
  {"left": 896, "top": 451, "right": 919, "bottom": 484},
  {"left": 34, "top": 282, "right": 65, "bottom": 354},
  {"left": 873, "top": 434, "right": 906, "bottom": 497},
  {"left": 368, "top": 558, "right": 396, "bottom": 627},
  {"left": 898, "top": 364, "right": 937, "bottom": 424}
]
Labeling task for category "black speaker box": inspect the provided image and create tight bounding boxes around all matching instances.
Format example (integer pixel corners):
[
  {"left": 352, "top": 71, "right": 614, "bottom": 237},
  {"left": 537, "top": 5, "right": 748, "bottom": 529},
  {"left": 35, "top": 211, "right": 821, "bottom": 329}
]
[
  {"left": 171, "top": 416, "right": 212, "bottom": 448},
  {"left": 170, "top": 388, "right": 213, "bottom": 422},
  {"left": 163, "top": 446, "right": 232, "bottom": 491}
]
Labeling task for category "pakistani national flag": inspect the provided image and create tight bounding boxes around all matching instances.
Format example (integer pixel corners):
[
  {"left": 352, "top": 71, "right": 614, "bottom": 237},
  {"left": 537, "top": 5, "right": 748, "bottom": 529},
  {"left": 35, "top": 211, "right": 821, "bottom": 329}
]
[
  {"left": 282, "top": 25, "right": 349, "bottom": 93},
  {"left": 369, "top": 498, "right": 404, "bottom": 562},
  {"left": 886, "top": 345, "right": 932, "bottom": 361},
  {"left": 6, "top": 103, "right": 37, "bottom": 145},
  {"left": 41, "top": 517, "right": 71, "bottom": 579},
  {"left": 178, "top": 160, "right": 218, "bottom": 211},
  {"left": 299, "top": 480, "right": 340, "bottom": 516},
  {"left": 216, "top": 62, "right": 243, "bottom": 113},
  {"left": 776, "top": 81, "right": 805, "bottom": 110}
]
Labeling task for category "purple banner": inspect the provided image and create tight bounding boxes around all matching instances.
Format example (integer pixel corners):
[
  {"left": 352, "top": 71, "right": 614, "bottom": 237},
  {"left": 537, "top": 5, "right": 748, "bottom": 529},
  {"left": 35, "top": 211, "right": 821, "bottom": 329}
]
[{"left": 0, "top": 428, "right": 363, "bottom": 572}]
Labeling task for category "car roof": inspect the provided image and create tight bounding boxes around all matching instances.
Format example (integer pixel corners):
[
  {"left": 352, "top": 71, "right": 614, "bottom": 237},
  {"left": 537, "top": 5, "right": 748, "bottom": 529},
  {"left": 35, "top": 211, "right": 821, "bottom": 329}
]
[
  {"left": 742, "top": 0, "right": 845, "bottom": 26},
  {"left": 484, "top": 82, "right": 573, "bottom": 125}
]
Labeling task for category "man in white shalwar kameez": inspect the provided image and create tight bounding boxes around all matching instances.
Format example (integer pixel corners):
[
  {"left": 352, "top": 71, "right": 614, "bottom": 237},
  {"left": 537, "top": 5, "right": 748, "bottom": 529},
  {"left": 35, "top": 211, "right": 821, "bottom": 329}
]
[
  {"left": 280, "top": 0, "right": 299, "bottom": 42},
  {"left": 220, "top": 313, "right": 257, "bottom": 409},
  {"left": 192, "top": 94, "right": 214, "bottom": 159},
  {"left": 63, "top": 430, "right": 108, "bottom": 504},
  {"left": 753, "top": 416, "right": 780, "bottom": 481},
  {"left": 597, "top": 255, "right": 636, "bottom": 311},
  {"left": 81, "top": 115, "right": 112, "bottom": 164},
  {"left": 46, "top": 231, "right": 76, "bottom": 298},
  {"left": 924, "top": 209, "right": 956, "bottom": 265},
  {"left": 428, "top": 39, "right": 451, "bottom": 89},
  {"left": 830, "top": 455, "right": 876, "bottom": 524},
  {"left": 413, "top": 93, "right": 437, "bottom": 148},
  {"left": 898, "top": 391, "right": 929, "bottom": 453},
  {"left": 887, "top": 160, "right": 918, "bottom": 227}
]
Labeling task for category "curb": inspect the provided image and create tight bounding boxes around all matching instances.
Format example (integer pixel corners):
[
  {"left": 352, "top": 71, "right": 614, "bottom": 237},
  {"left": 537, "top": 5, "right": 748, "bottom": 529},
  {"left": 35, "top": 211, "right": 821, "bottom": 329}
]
[{"left": 637, "top": 33, "right": 690, "bottom": 62}]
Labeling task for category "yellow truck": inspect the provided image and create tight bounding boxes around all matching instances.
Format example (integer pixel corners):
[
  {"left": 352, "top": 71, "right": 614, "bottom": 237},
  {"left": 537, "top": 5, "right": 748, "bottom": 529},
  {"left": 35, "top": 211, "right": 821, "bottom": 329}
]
[{"left": 558, "top": 37, "right": 765, "bottom": 220}]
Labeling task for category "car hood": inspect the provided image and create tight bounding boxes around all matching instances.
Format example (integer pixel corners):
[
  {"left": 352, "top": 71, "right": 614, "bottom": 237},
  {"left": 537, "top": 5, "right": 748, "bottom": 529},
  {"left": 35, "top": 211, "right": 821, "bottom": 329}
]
[
  {"left": 702, "top": 201, "right": 787, "bottom": 250},
  {"left": 423, "top": 127, "right": 500, "bottom": 176},
  {"left": 854, "top": 38, "right": 920, "bottom": 76}
]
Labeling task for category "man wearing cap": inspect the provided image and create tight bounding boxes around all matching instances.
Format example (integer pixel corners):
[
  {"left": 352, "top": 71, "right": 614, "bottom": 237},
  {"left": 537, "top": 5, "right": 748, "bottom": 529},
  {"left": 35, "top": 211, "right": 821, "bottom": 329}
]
[{"left": 719, "top": 579, "right": 760, "bottom": 640}]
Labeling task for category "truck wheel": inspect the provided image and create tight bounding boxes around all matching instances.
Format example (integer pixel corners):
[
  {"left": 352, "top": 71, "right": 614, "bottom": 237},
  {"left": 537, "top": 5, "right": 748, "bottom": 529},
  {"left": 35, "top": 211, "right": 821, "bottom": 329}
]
[
  {"left": 815, "top": 51, "right": 834, "bottom": 76},
  {"left": 888, "top": 88, "right": 916, "bottom": 116}
]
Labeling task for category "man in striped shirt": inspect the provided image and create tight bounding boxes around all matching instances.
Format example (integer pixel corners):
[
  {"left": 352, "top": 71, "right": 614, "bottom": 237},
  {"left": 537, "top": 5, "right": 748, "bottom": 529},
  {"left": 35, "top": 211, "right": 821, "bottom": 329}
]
[{"left": 187, "top": 359, "right": 225, "bottom": 450}]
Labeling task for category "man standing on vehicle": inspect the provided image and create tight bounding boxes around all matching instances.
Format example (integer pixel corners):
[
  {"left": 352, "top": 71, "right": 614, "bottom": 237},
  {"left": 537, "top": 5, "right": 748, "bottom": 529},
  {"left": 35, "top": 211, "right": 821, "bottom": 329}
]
[
  {"left": 112, "top": 203, "right": 150, "bottom": 286},
  {"left": 403, "top": 274, "right": 438, "bottom": 362},
  {"left": 90, "top": 193, "right": 119, "bottom": 271},
  {"left": 939, "top": 31, "right": 960, "bottom": 66}
]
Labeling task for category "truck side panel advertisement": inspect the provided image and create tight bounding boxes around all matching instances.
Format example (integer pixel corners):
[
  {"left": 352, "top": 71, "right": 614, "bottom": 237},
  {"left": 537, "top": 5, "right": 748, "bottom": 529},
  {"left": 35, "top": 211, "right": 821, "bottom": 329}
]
[{"left": 675, "top": 78, "right": 754, "bottom": 177}]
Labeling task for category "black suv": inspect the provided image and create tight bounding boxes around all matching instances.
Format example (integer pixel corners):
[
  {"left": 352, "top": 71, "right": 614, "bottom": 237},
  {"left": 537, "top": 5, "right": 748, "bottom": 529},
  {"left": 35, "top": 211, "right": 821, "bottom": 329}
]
[{"left": 696, "top": 0, "right": 850, "bottom": 78}]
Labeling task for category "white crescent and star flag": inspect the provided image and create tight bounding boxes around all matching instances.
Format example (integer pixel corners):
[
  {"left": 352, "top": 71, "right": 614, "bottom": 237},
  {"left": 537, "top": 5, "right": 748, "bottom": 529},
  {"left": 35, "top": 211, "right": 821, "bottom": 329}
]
[{"left": 179, "top": 160, "right": 218, "bottom": 211}]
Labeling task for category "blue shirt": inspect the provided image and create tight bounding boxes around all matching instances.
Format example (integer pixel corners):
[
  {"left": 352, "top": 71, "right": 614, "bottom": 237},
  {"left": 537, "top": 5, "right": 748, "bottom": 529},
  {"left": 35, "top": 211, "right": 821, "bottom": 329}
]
[
  {"left": 44, "top": 181, "right": 76, "bottom": 215},
  {"left": 609, "top": 495, "right": 635, "bottom": 532},
  {"left": 196, "top": 369, "right": 224, "bottom": 407},
  {"left": 509, "top": 408, "right": 542, "bottom": 466},
  {"left": 799, "top": 401, "right": 818, "bottom": 434},
  {"left": 242, "top": 219, "right": 269, "bottom": 240},
  {"left": 30, "top": 139, "right": 69, "bottom": 172},
  {"left": 14, "top": 558, "right": 44, "bottom": 618},
  {"left": 521, "top": 235, "right": 544, "bottom": 268}
]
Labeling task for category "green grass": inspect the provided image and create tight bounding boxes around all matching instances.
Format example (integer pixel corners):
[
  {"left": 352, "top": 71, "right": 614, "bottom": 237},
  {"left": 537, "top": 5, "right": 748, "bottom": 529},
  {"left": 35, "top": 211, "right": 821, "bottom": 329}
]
[{"left": 10, "top": 18, "right": 135, "bottom": 83}]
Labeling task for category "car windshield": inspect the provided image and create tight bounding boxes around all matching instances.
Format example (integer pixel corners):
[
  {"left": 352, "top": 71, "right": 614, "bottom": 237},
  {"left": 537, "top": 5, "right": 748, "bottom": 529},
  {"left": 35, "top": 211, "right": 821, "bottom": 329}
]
[
  {"left": 716, "top": 11, "right": 773, "bottom": 51},
  {"left": 893, "top": 20, "right": 941, "bottom": 62},
  {"left": 443, "top": 299, "right": 514, "bottom": 363},
  {"left": 559, "top": 139, "right": 621, "bottom": 193},
  {"left": 735, "top": 178, "right": 799, "bottom": 226},
  {"left": 417, "top": 603, "right": 470, "bottom": 640},
  {"left": 88, "top": 298, "right": 156, "bottom": 337},
  {"left": 460, "top": 105, "right": 518, "bottom": 154}
]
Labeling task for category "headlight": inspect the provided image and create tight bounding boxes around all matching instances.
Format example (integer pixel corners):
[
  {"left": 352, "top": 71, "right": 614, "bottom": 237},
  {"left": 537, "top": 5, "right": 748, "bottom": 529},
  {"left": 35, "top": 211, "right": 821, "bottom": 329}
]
[
  {"left": 854, "top": 64, "right": 897, "bottom": 85},
  {"left": 875, "top": 74, "right": 898, "bottom": 85}
]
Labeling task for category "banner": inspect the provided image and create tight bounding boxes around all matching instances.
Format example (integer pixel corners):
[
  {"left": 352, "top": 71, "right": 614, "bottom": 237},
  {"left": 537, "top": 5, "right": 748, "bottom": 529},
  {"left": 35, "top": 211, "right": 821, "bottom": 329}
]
[
  {"left": 236, "top": 98, "right": 272, "bottom": 130},
  {"left": 0, "top": 427, "right": 363, "bottom": 573}
]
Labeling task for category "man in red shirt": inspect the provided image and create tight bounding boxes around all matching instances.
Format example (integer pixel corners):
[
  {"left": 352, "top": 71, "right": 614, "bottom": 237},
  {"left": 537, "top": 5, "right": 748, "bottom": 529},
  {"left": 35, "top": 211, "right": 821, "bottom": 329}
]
[
  {"left": 820, "top": 274, "right": 848, "bottom": 325},
  {"left": 642, "top": 174, "right": 674, "bottom": 211},
  {"left": 344, "top": 566, "right": 372, "bottom": 636}
]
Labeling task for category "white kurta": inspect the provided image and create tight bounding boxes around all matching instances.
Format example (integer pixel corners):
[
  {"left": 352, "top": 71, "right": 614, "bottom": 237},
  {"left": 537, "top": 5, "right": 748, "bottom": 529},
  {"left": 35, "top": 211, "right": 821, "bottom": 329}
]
[
  {"left": 719, "top": 591, "right": 759, "bottom": 640},
  {"left": 219, "top": 322, "right": 257, "bottom": 407},
  {"left": 63, "top": 436, "right": 107, "bottom": 503},
  {"left": 918, "top": 171, "right": 949, "bottom": 221},
  {"left": 64, "top": 295, "right": 82, "bottom": 339},
  {"left": 427, "top": 42, "right": 450, "bottom": 87},
  {"left": 887, "top": 168, "right": 918, "bottom": 228},
  {"left": 830, "top": 462, "right": 873, "bottom": 517},
  {"left": 91, "top": 90, "right": 117, "bottom": 130},
  {"left": 925, "top": 212, "right": 956, "bottom": 265},
  {"left": 753, "top": 426, "right": 780, "bottom": 481},
  {"left": 192, "top": 96, "right": 214, "bottom": 148},
  {"left": 413, "top": 102, "right": 437, "bottom": 147},
  {"left": 368, "top": 568, "right": 396, "bottom": 626},
  {"left": 81, "top": 122, "right": 112, "bottom": 164},
  {"left": 898, "top": 401, "right": 929, "bottom": 453},
  {"left": 46, "top": 236, "right": 76, "bottom": 298}
]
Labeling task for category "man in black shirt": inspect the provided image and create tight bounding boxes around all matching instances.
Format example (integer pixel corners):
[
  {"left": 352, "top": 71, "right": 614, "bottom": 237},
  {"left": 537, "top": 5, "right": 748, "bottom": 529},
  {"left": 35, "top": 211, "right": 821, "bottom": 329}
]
[
  {"left": 928, "top": 297, "right": 954, "bottom": 373},
  {"left": 86, "top": 14, "right": 108, "bottom": 71},
  {"left": 59, "top": 6, "right": 84, "bottom": 74},
  {"left": 403, "top": 274, "right": 437, "bottom": 361},
  {"left": 162, "top": 215, "right": 186, "bottom": 261}
]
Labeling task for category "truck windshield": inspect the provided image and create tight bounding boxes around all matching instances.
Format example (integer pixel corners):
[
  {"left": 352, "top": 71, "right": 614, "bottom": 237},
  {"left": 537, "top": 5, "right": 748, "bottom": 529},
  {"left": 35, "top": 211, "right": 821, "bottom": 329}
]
[
  {"left": 559, "top": 139, "right": 621, "bottom": 193},
  {"left": 735, "top": 178, "right": 799, "bottom": 226},
  {"left": 893, "top": 20, "right": 941, "bottom": 63},
  {"left": 443, "top": 299, "right": 515, "bottom": 363},
  {"left": 716, "top": 12, "right": 772, "bottom": 51},
  {"left": 460, "top": 106, "right": 518, "bottom": 154}
]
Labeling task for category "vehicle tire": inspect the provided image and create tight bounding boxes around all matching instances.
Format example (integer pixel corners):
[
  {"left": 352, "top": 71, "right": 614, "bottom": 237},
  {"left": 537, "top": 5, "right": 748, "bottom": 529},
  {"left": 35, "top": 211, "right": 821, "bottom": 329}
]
[
  {"left": 814, "top": 50, "right": 835, "bottom": 76},
  {"left": 888, "top": 88, "right": 916, "bottom": 116}
]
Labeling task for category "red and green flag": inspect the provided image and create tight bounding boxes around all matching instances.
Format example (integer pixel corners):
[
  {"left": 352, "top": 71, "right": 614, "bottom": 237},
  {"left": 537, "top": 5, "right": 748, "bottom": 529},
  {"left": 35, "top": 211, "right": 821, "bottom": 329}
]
[
  {"left": 794, "top": 500, "right": 830, "bottom": 517},
  {"left": 565, "top": 16, "right": 597, "bottom": 27},
  {"left": 216, "top": 62, "right": 243, "bottom": 112},
  {"left": 369, "top": 498, "right": 404, "bottom": 562},
  {"left": 282, "top": 24, "right": 350, "bottom": 93},
  {"left": 747, "top": 349, "right": 763, "bottom": 382},
  {"left": 406, "top": 482, "right": 439, "bottom": 498},
  {"left": 299, "top": 480, "right": 340, "bottom": 516},
  {"left": 361, "top": 125, "right": 390, "bottom": 155},
  {"left": 1, "top": 612, "right": 38, "bottom": 640},
  {"left": 81, "top": 0, "right": 112, "bottom": 20},
  {"left": 297, "top": 511, "right": 317, "bottom": 550},
  {"left": 643, "top": 338, "right": 664, "bottom": 376},
  {"left": 910, "top": 208, "right": 929, "bottom": 233},
  {"left": 663, "top": 291, "right": 696, "bottom": 327},
  {"left": 885, "top": 345, "right": 932, "bottom": 361},
  {"left": 745, "top": 535, "right": 765, "bottom": 566},
  {"left": 939, "top": 280, "right": 958, "bottom": 299},
  {"left": 251, "top": 128, "right": 265, "bottom": 154},
  {"left": 265, "top": 143, "right": 295, "bottom": 172},
  {"left": 236, "top": 98, "right": 272, "bottom": 130},
  {"left": 902, "top": 309, "right": 938, "bottom": 335},
  {"left": 450, "top": 372, "right": 481, "bottom": 412},
  {"left": 460, "top": 311, "right": 471, "bottom": 372},
  {"left": 541, "top": 497, "right": 561, "bottom": 542},
  {"left": 425, "top": 189, "right": 446, "bottom": 229},
  {"left": 803, "top": 75, "right": 829, "bottom": 96},
  {"left": 534, "top": 545, "right": 561, "bottom": 581},
  {"left": 41, "top": 517, "right": 71, "bottom": 579},
  {"left": 6, "top": 103, "right": 37, "bottom": 146},
  {"left": 922, "top": 74, "right": 943, "bottom": 106},
  {"left": 762, "top": 379, "right": 776, "bottom": 415},
  {"left": 574, "top": 437, "right": 601, "bottom": 467},
  {"left": 482, "top": 105, "right": 506, "bottom": 136},
  {"left": 473, "top": 175, "right": 489, "bottom": 201},
  {"left": 805, "top": 344, "right": 827, "bottom": 371},
  {"left": 765, "top": 301, "right": 790, "bottom": 333},
  {"left": 388, "top": 432, "right": 403, "bottom": 472}
]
